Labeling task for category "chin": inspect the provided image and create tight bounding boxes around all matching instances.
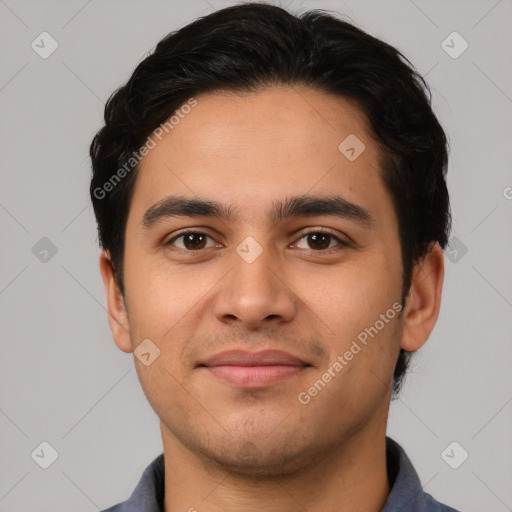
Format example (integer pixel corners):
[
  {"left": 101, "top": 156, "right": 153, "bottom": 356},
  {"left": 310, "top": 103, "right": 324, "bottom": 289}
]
[{"left": 199, "top": 434, "right": 325, "bottom": 479}]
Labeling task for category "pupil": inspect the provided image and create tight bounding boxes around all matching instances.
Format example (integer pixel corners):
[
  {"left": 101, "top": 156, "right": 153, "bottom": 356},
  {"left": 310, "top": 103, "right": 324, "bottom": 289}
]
[
  {"left": 309, "top": 233, "right": 329, "bottom": 250},
  {"left": 185, "top": 233, "right": 205, "bottom": 250}
]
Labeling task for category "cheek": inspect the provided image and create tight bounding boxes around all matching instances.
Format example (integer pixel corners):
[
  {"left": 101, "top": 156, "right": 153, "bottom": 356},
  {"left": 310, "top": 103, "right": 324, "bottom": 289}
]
[
  {"left": 122, "top": 250, "right": 231, "bottom": 371},
  {"left": 295, "top": 251, "right": 401, "bottom": 341},
  {"left": 125, "top": 271, "right": 203, "bottom": 340}
]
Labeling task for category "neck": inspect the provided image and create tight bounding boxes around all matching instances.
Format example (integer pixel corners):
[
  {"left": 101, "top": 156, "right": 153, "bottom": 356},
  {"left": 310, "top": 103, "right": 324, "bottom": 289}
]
[{"left": 161, "top": 424, "right": 390, "bottom": 512}]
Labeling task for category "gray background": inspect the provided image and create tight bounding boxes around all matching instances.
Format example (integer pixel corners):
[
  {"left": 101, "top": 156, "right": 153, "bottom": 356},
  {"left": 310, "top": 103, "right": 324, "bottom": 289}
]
[{"left": 1, "top": 0, "right": 511, "bottom": 510}]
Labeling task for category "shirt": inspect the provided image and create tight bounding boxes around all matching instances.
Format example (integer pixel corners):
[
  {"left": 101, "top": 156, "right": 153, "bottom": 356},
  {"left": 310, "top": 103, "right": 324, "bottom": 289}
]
[{"left": 101, "top": 436, "right": 462, "bottom": 511}]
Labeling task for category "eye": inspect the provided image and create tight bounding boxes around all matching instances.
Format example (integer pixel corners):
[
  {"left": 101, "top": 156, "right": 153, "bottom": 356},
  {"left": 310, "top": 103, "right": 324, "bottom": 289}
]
[
  {"left": 166, "top": 231, "right": 219, "bottom": 251},
  {"left": 293, "top": 229, "right": 350, "bottom": 251}
]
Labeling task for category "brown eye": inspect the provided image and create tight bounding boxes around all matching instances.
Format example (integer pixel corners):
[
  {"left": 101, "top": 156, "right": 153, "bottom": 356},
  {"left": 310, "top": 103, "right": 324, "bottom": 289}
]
[
  {"left": 182, "top": 233, "right": 207, "bottom": 250},
  {"left": 167, "top": 232, "right": 216, "bottom": 251},
  {"left": 294, "top": 230, "right": 348, "bottom": 251},
  {"left": 306, "top": 233, "right": 331, "bottom": 250}
]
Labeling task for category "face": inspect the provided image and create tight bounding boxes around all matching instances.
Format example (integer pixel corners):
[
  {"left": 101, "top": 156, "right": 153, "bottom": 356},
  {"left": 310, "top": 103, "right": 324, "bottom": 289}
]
[{"left": 101, "top": 85, "right": 440, "bottom": 477}]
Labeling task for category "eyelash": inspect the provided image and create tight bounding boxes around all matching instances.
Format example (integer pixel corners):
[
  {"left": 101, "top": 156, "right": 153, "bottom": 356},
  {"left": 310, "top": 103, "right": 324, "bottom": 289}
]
[{"left": 164, "top": 228, "right": 351, "bottom": 255}]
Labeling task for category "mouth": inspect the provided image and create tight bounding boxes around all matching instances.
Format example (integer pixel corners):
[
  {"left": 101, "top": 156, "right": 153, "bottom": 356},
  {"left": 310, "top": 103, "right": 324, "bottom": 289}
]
[{"left": 198, "top": 349, "right": 312, "bottom": 388}]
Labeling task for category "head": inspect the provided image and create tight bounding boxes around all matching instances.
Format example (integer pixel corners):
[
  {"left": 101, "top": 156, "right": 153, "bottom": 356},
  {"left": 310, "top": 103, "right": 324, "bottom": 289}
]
[{"left": 91, "top": 3, "right": 449, "bottom": 476}]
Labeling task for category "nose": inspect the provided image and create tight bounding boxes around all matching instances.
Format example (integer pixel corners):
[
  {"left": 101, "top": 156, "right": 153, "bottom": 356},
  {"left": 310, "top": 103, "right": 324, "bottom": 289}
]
[{"left": 213, "top": 243, "right": 297, "bottom": 329}]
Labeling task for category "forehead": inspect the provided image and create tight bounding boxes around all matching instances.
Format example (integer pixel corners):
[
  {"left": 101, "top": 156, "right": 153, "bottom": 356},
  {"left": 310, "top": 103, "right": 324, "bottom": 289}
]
[{"left": 128, "top": 85, "right": 394, "bottom": 228}]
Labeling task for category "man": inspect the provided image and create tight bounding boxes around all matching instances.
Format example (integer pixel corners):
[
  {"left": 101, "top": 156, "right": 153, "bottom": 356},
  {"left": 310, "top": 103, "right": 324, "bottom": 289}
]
[{"left": 90, "top": 2, "right": 461, "bottom": 511}]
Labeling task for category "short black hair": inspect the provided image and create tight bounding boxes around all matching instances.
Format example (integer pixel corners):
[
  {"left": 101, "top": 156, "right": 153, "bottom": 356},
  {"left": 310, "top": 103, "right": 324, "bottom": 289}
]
[{"left": 90, "top": 1, "right": 451, "bottom": 398}]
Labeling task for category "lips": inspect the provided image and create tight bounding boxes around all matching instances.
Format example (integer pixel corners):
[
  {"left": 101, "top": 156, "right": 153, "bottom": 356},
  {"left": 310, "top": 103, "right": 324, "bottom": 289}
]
[
  {"left": 198, "top": 349, "right": 311, "bottom": 388},
  {"left": 199, "top": 349, "right": 310, "bottom": 368}
]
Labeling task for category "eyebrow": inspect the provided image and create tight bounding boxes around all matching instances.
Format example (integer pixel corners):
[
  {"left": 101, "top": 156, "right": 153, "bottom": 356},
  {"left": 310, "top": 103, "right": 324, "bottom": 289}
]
[{"left": 142, "top": 194, "right": 375, "bottom": 230}]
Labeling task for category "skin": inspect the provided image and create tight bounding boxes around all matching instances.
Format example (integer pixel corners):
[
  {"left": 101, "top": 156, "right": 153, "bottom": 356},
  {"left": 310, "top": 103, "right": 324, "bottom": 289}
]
[{"left": 100, "top": 85, "right": 444, "bottom": 512}]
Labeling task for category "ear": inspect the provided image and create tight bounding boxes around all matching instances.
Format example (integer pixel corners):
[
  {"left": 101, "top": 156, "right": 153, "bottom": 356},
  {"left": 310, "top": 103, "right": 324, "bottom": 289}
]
[
  {"left": 99, "top": 250, "right": 133, "bottom": 353},
  {"left": 400, "top": 242, "right": 445, "bottom": 352}
]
